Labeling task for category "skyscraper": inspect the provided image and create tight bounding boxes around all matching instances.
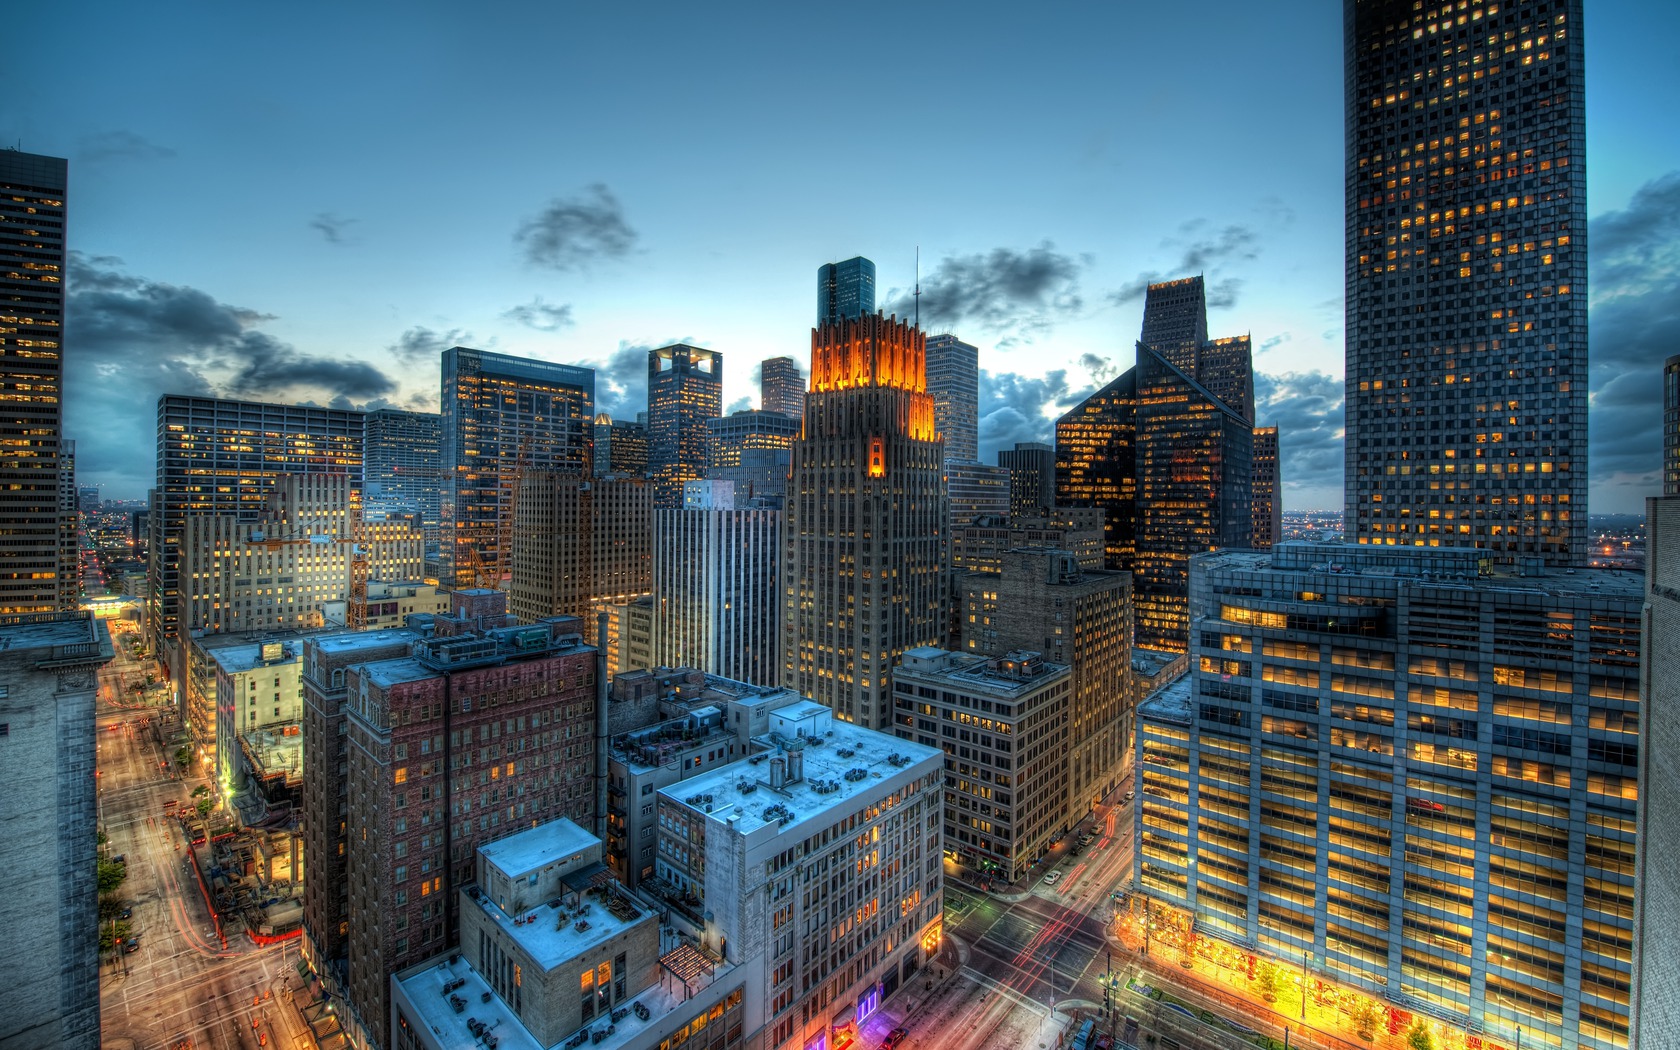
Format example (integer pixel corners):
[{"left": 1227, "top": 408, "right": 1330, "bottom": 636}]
[
  {"left": 592, "top": 413, "right": 649, "bottom": 477},
  {"left": 0, "top": 612, "right": 113, "bottom": 1050},
  {"left": 785, "top": 311, "right": 947, "bottom": 729},
  {"left": 925, "top": 333, "right": 980, "bottom": 463},
  {"left": 1139, "top": 275, "right": 1209, "bottom": 365},
  {"left": 999, "top": 441, "right": 1057, "bottom": 519},
  {"left": 508, "top": 472, "right": 652, "bottom": 625},
  {"left": 1665, "top": 355, "right": 1680, "bottom": 496},
  {"left": 817, "top": 256, "right": 876, "bottom": 326},
  {"left": 1251, "top": 425, "right": 1282, "bottom": 549},
  {"left": 1140, "top": 542, "right": 1640, "bottom": 1050},
  {"left": 760, "top": 355, "right": 806, "bottom": 418},
  {"left": 362, "top": 408, "right": 442, "bottom": 543},
  {"left": 148, "top": 395, "right": 364, "bottom": 664},
  {"left": 706, "top": 408, "right": 800, "bottom": 501},
  {"left": 1634, "top": 495, "right": 1680, "bottom": 1048},
  {"left": 1344, "top": 0, "right": 1587, "bottom": 565},
  {"left": 440, "top": 347, "right": 594, "bottom": 589},
  {"left": 651, "top": 480, "right": 782, "bottom": 685},
  {"left": 646, "top": 343, "right": 722, "bottom": 508},
  {"left": 1055, "top": 370, "right": 1138, "bottom": 570},
  {"left": 0, "top": 150, "right": 74, "bottom": 614}
]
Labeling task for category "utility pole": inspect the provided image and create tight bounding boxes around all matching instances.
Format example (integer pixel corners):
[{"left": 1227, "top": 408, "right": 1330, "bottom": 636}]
[{"left": 1300, "top": 949, "right": 1309, "bottom": 1022}]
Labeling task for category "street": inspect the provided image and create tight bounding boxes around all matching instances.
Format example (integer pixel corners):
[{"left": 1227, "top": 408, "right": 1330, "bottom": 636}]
[{"left": 96, "top": 627, "right": 314, "bottom": 1050}]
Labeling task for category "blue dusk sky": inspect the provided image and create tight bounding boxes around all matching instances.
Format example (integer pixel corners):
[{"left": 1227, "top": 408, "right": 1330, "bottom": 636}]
[{"left": 7, "top": 1, "right": 1680, "bottom": 512}]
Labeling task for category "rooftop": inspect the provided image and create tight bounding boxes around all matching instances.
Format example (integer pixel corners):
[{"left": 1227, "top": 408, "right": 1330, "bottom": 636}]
[
  {"left": 241, "top": 725, "right": 303, "bottom": 782},
  {"left": 468, "top": 872, "right": 652, "bottom": 973},
  {"left": 397, "top": 944, "right": 737, "bottom": 1050},
  {"left": 1138, "top": 673, "right": 1195, "bottom": 726},
  {"left": 213, "top": 640, "right": 302, "bottom": 675},
  {"left": 896, "top": 647, "right": 1069, "bottom": 697},
  {"left": 480, "top": 819, "right": 597, "bottom": 881},
  {"left": 0, "top": 612, "right": 113, "bottom": 667},
  {"left": 1201, "top": 543, "right": 1645, "bottom": 601},
  {"left": 662, "top": 716, "right": 942, "bottom": 837},
  {"left": 311, "top": 627, "right": 420, "bottom": 656},
  {"left": 357, "top": 656, "right": 434, "bottom": 689}
]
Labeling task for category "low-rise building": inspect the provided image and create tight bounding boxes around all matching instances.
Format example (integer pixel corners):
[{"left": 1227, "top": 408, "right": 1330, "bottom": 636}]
[
  {"left": 891, "top": 647, "right": 1071, "bottom": 884},
  {"left": 213, "top": 638, "right": 304, "bottom": 802},
  {"left": 324, "top": 579, "right": 451, "bottom": 630}
]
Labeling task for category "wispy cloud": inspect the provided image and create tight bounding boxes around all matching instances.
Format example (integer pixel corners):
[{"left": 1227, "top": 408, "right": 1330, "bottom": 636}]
[
  {"left": 515, "top": 184, "right": 637, "bottom": 271},
  {"left": 77, "top": 131, "right": 175, "bottom": 164},
  {"left": 387, "top": 326, "right": 471, "bottom": 364},
  {"left": 503, "top": 298, "right": 575, "bottom": 332},
  {"left": 881, "top": 242, "right": 1087, "bottom": 344},
  {"left": 1109, "top": 221, "right": 1262, "bottom": 307},
  {"left": 310, "top": 213, "right": 358, "bottom": 245}
]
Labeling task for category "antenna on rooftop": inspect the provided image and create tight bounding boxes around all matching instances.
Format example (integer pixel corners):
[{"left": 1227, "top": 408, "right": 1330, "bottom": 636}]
[{"left": 914, "top": 245, "right": 921, "bottom": 329}]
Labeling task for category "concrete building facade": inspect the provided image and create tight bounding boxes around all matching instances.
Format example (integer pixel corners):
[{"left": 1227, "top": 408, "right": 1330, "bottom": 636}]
[
  {"left": 1633, "top": 495, "right": 1680, "bottom": 1048},
  {"left": 362, "top": 408, "right": 442, "bottom": 544},
  {"left": 998, "top": 441, "right": 1057, "bottom": 519},
  {"left": 509, "top": 473, "right": 653, "bottom": 626},
  {"left": 1135, "top": 542, "right": 1639, "bottom": 1050},
  {"left": 0, "top": 611, "right": 113, "bottom": 1050},
  {"left": 760, "top": 355, "right": 805, "bottom": 419}
]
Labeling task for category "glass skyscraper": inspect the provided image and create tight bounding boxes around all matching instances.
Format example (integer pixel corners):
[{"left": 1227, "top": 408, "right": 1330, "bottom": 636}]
[
  {"left": 925, "top": 333, "right": 980, "bottom": 464},
  {"left": 0, "top": 150, "right": 76, "bottom": 614},
  {"left": 817, "top": 256, "right": 876, "bottom": 326},
  {"left": 440, "top": 347, "right": 594, "bottom": 589},
  {"left": 362, "top": 408, "right": 442, "bottom": 543},
  {"left": 1343, "top": 0, "right": 1586, "bottom": 565},
  {"left": 647, "top": 344, "right": 722, "bottom": 508}
]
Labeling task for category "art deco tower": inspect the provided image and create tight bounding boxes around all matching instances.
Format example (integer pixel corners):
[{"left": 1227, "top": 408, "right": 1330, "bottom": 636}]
[
  {"left": 1344, "top": 0, "right": 1586, "bottom": 564},
  {"left": 784, "top": 312, "right": 947, "bottom": 729}
]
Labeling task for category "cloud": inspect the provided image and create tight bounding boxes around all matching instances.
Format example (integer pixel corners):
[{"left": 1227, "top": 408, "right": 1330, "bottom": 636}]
[
  {"left": 575, "top": 342, "right": 654, "bottom": 421},
  {"left": 976, "top": 367, "right": 1094, "bottom": 461},
  {"left": 503, "top": 298, "right": 575, "bottom": 332},
  {"left": 1109, "top": 223, "right": 1261, "bottom": 307},
  {"left": 77, "top": 131, "right": 175, "bottom": 164},
  {"left": 724, "top": 396, "right": 753, "bottom": 415},
  {"left": 387, "top": 326, "right": 470, "bottom": 364},
  {"left": 1259, "top": 333, "right": 1291, "bottom": 353},
  {"left": 63, "top": 252, "right": 399, "bottom": 497},
  {"left": 1587, "top": 171, "right": 1680, "bottom": 512},
  {"left": 881, "top": 242, "right": 1086, "bottom": 342},
  {"left": 310, "top": 213, "right": 357, "bottom": 245},
  {"left": 515, "top": 184, "right": 637, "bottom": 271},
  {"left": 1255, "top": 370, "right": 1345, "bottom": 501}
]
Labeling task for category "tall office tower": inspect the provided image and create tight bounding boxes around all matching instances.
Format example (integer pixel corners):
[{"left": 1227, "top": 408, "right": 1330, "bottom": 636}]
[
  {"left": 707, "top": 409, "right": 801, "bottom": 470},
  {"left": 300, "top": 628, "right": 422, "bottom": 983},
  {"left": 817, "top": 255, "right": 877, "bottom": 326},
  {"left": 362, "top": 408, "right": 442, "bottom": 543},
  {"left": 1635, "top": 495, "right": 1680, "bottom": 1048},
  {"left": 1665, "top": 355, "right": 1680, "bottom": 495},
  {"left": 960, "top": 547, "right": 1134, "bottom": 815},
  {"left": 1055, "top": 346, "right": 1252, "bottom": 652},
  {"left": 1139, "top": 275, "right": 1209, "bottom": 366},
  {"left": 176, "top": 473, "right": 424, "bottom": 637},
  {"left": 760, "top": 355, "right": 806, "bottom": 418},
  {"left": 1133, "top": 347, "right": 1252, "bottom": 651},
  {"left": 999, "top": 441, "right": 1056, "bottom": 518},
  {"left": 650, "top": 480, "right": 782, "bottom": 685},
  {"left": 309, "top": 597, "right": 600, "bottom": 1050},
  {"left": 0, "top": 612, "right": 113, "bottom": 1050},
  {"left": 1251, "top": 425, "right": 1282, "bottom": 549},
  {"left": 57, "top": 439, "right": 79, "bottom": 607},
  {"left": 1195, "top": 335, "right": 1256, "bottom": 425},
  {"left": 440, "top": 347, "right": 594, "bottom": 589},
  {"left": 1138, "top": 542, "right": 1639, "bottom": 1050},
  {"left": 895, "top": 647, "right": 1070, "bottom": 884},
  {"left": 592, "top": 413, "right": 649, "bottom": 477},
  {"left": 508, "top": 473, "right": 652, "bottom": 625},
  {"left": 785, "top": 312, "right": 947, "bottom": 729},
  {"left": 1055, "top": 371, "right": 1138, "bottom": 569},
  {"left": 925, "top": 334, "right": 980, "bottom": 463},
  {"left": 646, "top": 344, "right": 722, "bottom": 508},
  {"left": 0, "top": 150, "right": 74, "bottom": 614},
  {"left": 947, "top": 461, "right": 1011, "bottom": 528},
  {"left": 952, "top": 507, "right": 1107, "bottom": 574},
  {"left": 1344, "top": 0, "right": 1587, "bottom": 565},
  {"left": 148, "top": 396, "right": 364, "bottom": 663}
]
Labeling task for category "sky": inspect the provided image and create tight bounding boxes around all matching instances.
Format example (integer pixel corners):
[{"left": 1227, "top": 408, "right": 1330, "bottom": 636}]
[{"left": 7, "top": 1, "right": 1680, "bottom": 512}]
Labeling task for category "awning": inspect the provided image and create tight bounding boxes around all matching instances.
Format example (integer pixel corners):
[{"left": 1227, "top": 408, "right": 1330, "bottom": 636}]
[
  {"left": 660, "top": 942, "right": 714, "bottom": 986},
  {"left": 560, "top": 861, "right": 612, "bottom": 893}
]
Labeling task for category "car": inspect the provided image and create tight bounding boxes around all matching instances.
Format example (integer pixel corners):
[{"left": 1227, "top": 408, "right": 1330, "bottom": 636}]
[
  {"left": 119, "top": 906, "right": 133, "bottom": 919},
  {"left": 878, "top": 1027, "right": 909, "bottom": 1049},
  {"left": 110, "top": 854, "right": 126, "bottom": 867},
  {"left": 1043, "top": 871, "right": 1062, "bottom": 885},
  {"left": 1124, "top": 791, "right": 1135, "bottom": 802},
  {"left": 122, "top": 937, "right": 140, "bottom": 954}
]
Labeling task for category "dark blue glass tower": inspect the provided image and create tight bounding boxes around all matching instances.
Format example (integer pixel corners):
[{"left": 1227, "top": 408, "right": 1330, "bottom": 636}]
[{"left": 817, "top": 256, "right": 876, "bottom": 326}]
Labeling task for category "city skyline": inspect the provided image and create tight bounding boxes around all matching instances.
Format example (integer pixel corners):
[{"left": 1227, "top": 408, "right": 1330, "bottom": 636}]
[{"left": 13, "top": 2, "right": 1679, "bottom": 514}]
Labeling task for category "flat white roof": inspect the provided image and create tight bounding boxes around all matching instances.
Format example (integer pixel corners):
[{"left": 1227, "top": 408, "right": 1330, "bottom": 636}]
[{"left": 480, "top": 818, "right": 597, "bottom": 881}]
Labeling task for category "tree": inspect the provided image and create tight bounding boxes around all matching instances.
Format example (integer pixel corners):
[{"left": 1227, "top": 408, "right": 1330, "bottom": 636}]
[
  {"left": 98, "top": 919, "right": 133, "bottom": 951},
  {"left": 174, "top": 745, "right": 192, "bottom": 770},
  {"left": 1352, "top": 999, "right": 1381, "bottom": 1039},
  {"left": 1406, "top": 1021, "right": 1435, "bottom": 1050},
  {"left": 195, "top": 798, "right": 214, "bottom": 819},
  {"left": 191, "top": 785, "right": 210, "bottom": 799},
  {"left": 97, "top": 859, "right": 128, "bottom": 895},
  {"left": 1255, "top": 962, "right": 1280, "bottom": 1002}
]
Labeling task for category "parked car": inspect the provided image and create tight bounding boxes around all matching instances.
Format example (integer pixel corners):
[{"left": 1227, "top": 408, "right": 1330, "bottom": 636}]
[
  {"left": 118, "top": 906, "right": 133, "bottom": 919},
  {"left": 879, "top": 1027, "right": 909, "bottom": 1050},
  {"left": 122, "top": 937, "right": 140, "bottom": 954},
  {"left": 1124, "top": 791, "right": 1135, "bottom": 802}
]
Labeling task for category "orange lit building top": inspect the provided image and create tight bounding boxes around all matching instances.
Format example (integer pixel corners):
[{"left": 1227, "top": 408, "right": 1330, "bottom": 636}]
[{"left": 809, "top": 313, "right": 927, "bottom": 395}]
